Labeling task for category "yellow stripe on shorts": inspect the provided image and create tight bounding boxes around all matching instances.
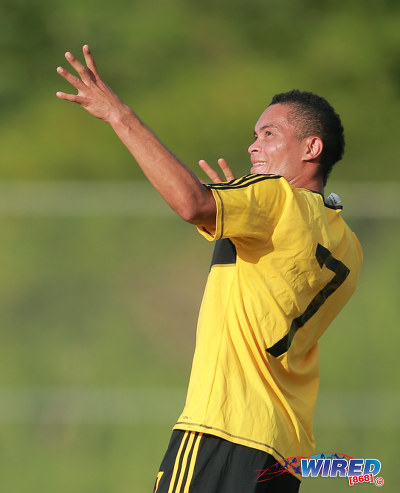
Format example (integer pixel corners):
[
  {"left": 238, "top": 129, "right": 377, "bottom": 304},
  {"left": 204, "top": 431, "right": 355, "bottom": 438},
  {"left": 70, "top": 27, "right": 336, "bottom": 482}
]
[
  {"left": 167, "top": 431, "right": 203, "bottom": 493},
  {"left": 167, "top": 431, "right": 190, "bottom": 493},
  {"left": 183, "top": 433, "right": 203, "bottom": 493}
]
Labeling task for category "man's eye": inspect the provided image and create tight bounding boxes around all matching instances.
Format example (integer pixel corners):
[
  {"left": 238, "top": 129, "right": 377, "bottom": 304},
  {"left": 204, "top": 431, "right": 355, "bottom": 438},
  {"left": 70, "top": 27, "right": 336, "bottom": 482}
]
[{"left": 265, "top": 131, "right": 272, "bottom": 136}]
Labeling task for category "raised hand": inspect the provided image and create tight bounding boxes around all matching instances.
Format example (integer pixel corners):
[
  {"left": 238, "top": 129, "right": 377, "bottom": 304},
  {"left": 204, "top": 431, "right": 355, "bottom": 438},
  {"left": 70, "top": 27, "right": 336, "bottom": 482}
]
[
  {"left": 56, "top": 45, "right": 126, "bottom": 122},
  {"left": 198, "top": 158, "right": 235, "bottom": 184}
]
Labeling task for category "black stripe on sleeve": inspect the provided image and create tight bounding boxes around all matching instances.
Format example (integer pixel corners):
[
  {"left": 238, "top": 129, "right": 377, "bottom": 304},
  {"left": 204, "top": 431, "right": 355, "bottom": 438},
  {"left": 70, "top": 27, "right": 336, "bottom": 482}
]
[{"left": 207, "top": 174, "right": 281, "bottom": 191}]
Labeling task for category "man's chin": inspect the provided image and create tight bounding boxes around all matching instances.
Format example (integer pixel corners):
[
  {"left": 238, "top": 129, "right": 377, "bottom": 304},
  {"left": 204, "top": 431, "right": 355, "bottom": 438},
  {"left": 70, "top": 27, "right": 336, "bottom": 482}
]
[{"left": 250, "top": 164, "right": 269, "bottom": 175}]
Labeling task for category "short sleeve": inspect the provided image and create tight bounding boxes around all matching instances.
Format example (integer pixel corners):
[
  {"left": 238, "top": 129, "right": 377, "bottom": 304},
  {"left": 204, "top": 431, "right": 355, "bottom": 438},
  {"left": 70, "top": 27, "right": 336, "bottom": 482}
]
[{"left": 198, "top": 174, "right": 289, "bottom": 241}]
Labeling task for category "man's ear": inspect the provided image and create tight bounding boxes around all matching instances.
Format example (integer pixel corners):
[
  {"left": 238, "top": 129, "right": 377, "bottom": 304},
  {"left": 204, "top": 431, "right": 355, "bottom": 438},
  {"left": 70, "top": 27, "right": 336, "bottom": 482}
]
[{"left": 303, "top": 136, "right": 323, "bottom": 162}]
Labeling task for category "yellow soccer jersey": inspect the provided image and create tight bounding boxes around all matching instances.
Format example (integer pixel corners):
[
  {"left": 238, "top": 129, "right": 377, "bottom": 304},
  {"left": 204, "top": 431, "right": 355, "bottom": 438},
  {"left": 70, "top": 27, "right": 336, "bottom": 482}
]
[{"left": 174, "top": 174, "right": 363, "bottom": 472}]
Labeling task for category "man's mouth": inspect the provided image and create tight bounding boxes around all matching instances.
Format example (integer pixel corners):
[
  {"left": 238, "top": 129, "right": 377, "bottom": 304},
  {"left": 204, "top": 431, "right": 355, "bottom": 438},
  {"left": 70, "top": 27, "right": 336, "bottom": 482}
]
[{"left": 250, "top": 161, "right": 269, "bottom": 174}]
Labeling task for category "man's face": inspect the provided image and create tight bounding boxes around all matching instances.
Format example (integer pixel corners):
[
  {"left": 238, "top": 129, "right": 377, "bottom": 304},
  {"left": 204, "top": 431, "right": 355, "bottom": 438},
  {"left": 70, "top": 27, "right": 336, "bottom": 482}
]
[{"left": 248, "top": 103, "right": 303, "bottom": 177}]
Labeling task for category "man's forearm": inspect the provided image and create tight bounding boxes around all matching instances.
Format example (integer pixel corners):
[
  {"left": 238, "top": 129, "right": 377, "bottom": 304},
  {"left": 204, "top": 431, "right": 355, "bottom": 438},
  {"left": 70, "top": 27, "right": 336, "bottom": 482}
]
[{"left": 108, "top": 104, "right": 214, "bottom": 224}]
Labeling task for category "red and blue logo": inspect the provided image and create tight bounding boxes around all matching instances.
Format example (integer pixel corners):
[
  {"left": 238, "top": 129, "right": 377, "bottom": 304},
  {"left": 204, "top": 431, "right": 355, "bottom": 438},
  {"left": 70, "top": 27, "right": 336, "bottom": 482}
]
[{"left": 256, "top": 453, "right": 384, "bottom": 487}]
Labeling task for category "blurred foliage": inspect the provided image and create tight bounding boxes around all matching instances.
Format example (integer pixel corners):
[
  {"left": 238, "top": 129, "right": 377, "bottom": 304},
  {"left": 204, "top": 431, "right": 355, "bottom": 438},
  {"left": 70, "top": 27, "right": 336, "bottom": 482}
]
[
  {"left": 0, "top": 3, "right": 399, "bottom": 492},
  {"left": 0, "top": 0, "right": 399, "bottom": 181}
]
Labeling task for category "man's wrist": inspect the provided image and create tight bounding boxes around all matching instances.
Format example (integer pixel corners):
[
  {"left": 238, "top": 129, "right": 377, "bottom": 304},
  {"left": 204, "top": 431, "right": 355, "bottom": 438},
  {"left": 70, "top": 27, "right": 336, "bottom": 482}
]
[{"left": 109, "top": 103, "right": 138, "bottom": 131}]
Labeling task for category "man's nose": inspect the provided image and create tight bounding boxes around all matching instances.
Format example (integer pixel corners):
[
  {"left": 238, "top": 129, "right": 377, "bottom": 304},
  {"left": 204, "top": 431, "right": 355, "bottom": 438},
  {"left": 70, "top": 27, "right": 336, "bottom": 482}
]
[{"left": 248, "top": 140, "right": 260, "bottom": 154}]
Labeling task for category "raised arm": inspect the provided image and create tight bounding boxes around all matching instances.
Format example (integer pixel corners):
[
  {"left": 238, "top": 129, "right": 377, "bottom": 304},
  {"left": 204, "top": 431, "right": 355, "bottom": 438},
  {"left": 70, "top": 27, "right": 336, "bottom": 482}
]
[{"left": 56, "top": 45, "right": 216, "bottom": 230}]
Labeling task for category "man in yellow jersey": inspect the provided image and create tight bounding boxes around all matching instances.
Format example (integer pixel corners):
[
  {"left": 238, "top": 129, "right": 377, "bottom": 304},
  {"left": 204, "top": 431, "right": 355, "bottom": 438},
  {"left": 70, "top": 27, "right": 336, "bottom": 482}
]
[{"left": 57, "top": 46, "right": 363, "bottom": 492}]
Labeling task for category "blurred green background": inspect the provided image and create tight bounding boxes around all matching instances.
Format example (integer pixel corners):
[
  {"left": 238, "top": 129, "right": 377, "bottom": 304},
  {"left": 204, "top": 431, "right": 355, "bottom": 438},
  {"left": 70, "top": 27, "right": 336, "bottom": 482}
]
[{"left": 0, "top": 0, "right": 399, "bottom": 492}]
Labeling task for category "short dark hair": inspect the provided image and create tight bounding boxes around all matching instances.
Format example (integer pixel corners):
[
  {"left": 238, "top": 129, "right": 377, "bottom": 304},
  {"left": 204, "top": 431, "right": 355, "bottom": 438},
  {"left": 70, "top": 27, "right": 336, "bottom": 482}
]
[{"left": 269, "top": 90, "right": 345, "bottom": 186}]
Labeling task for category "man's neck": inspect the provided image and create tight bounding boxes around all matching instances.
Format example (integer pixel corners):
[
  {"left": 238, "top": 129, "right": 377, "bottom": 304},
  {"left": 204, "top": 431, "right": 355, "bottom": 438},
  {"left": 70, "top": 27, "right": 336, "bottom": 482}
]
[{"left": 287, "top": 174, "right": 324, "bottom": 195}]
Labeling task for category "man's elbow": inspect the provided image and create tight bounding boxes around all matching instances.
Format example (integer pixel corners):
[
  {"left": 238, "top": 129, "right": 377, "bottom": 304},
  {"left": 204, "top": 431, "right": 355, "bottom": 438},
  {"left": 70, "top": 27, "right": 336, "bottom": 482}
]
[
  {"left": 178, "top": 203, "right": 212, "bottom": 225},
  {"left": 172, "top": 187, "right": 216, "bottom": 227},
  {"left": 177, "top": 196, "right": 216, "bottom": 227}
]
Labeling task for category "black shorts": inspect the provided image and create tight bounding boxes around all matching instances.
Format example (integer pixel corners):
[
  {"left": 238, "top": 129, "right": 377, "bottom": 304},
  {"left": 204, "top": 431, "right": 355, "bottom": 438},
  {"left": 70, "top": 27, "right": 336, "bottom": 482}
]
[{"left": 153, "top": 430, "right": 300, "bottom": 493}]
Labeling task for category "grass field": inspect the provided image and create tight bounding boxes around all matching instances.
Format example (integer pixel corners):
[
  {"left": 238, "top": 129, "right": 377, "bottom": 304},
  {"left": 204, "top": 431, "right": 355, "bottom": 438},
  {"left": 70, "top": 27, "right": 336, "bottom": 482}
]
[{"left": 0, "top": 185, "right": 398, "bottom": 492}]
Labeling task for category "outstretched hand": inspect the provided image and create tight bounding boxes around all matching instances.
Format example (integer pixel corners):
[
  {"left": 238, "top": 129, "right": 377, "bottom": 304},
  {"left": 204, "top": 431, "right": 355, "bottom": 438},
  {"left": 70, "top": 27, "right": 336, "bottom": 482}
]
[
  {"left": 198, "top": 158, "right": 235, "bottom": 184},
  {"left": 56, "top": 45, "right": 125, "bottom": 122}
]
